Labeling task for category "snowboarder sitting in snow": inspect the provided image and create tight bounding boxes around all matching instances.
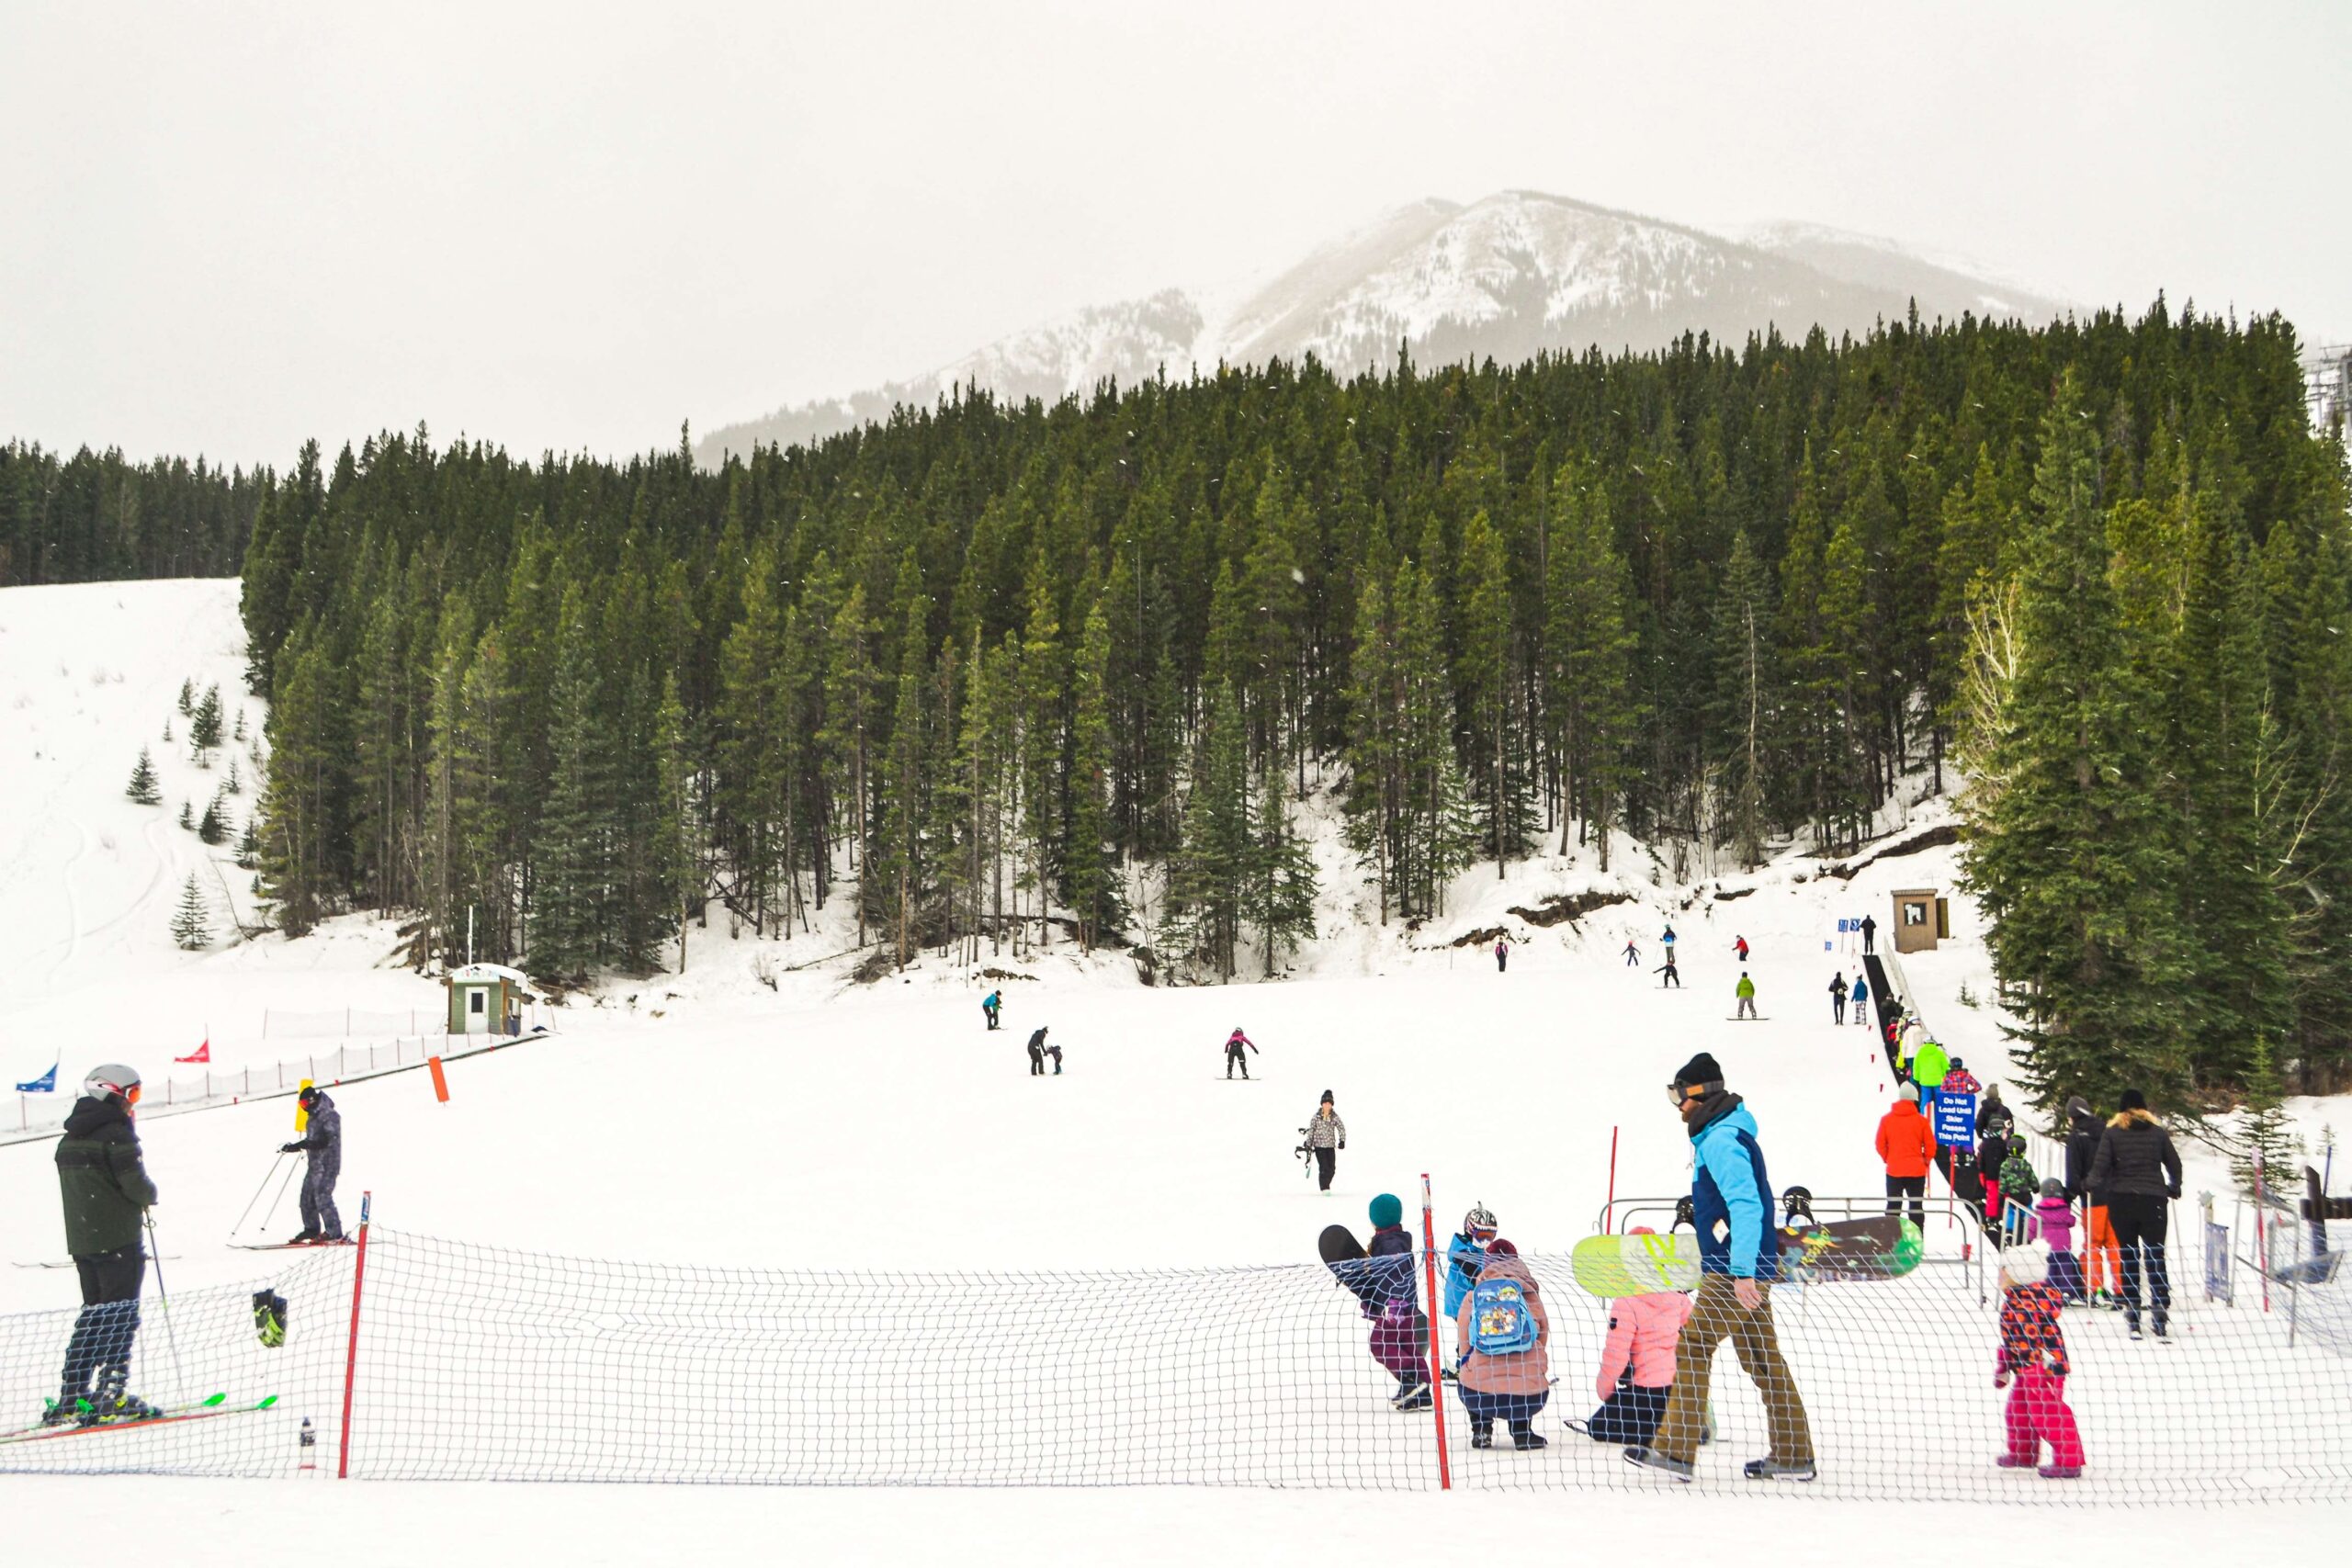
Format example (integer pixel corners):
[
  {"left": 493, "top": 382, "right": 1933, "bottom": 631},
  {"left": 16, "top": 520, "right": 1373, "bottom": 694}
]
[
  {"left": 2030, "top": 1179, "right": 2085, "bottom": 1303},
  {"left": 1224, "top": 1027, "right": 1258, "bottom": 1080},
  {"left": 280, "top": 1085, "right": 343, "bottom": 1243},
  {"left": 1566, "top": 1224, "right": 1692, "bottom": 1449},
  {"left": 1025, "top": 1026, "right": 1048, "bottom": 1077},
  {"left": 1453, "top": 1238, "right": 1550, "bottom": 1450},
  {"left": 1734, "top": 971, "right": 1758, "bottom": 1020},
  {"left": 981, "top": 990, "right": 1001, "bottom": 1031},
  {"left": 49, "top": 1064, "right": 160, "bottom": 1427},
  {"left": 1304, "top": 1091, "right": 1345, "bottom": 1191},
  {"left": 1331, "top": 1193, "right": 1429, "bottom": 1411},
  {"left": 1995, "top": 1242, "right": 2084, "bottom": 1478}
]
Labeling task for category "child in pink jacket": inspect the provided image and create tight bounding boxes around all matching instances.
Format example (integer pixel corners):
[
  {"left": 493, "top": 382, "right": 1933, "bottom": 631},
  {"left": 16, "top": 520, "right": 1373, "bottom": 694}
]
[{"left": 1565, "top": 1226, "right": 1694, "bottom": 1446}]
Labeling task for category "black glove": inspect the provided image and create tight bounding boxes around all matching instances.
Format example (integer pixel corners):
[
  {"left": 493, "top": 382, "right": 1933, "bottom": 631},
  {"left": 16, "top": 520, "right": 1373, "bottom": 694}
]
[
  {"left": 1338, "top": 1143, "right": 1346, "bottom": 1151},
  {"left": 280, "top": 1142, "right": 301, "bottom": 1154},
  {"left": 2166, "top": 1186, "right": 2182, "bottom": 1201}
]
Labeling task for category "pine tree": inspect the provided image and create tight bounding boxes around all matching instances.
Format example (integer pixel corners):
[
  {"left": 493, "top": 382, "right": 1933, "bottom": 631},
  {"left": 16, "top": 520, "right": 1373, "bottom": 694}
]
[
  {"left": 125, "top": 746, "right": 161, "bottom": 805},
  {"left": 876, "top": 598, "right": 933, "bottom": 968},
  {"left": 236, "top": 813, "right": 260, "bottom": 870},
  {"left": 177, "top": 800, "right": 194, "bottom": 831},
  {"left": 1961, "top": 372, "right": 2191, "bottom": 1111},
  {"left": 198, "top": 788, "right": 227, "bottom": 845},
  {"left": 1543, "top": 459, "right": 1641, "bottom": 869},
  {"left": 1163, "top": 679, "right": 1252, "bottom": 980},
  {"left": 188, "top": 682, "right": 223, "bottom": 764},
  {"left": 1065, "top": 597, "right": 1120, "bottom": 951},
  {"left": 170, "top": 873, "right": 210, "bottom": 950},
  {"left": 527, "top": 607, "right": 612, "bottom": 979},
  {"left": 1460, "top": 509, "right": 1520, "bottom": 874},
  {"left": 176, "top": 678, "right": 193, "bottom": 717},
  {"left": 822, "top": 581, "right": 881, "bottom": 945},
  {"left": 225, "top": 755, "right": 243, "bottom": 795}
]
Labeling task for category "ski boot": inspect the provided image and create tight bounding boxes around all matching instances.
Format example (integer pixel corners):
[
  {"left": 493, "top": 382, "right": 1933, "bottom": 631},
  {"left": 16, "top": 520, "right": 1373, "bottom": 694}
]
[
  {"left": 287, "top": 1229, "right": 320, "bottom": 1246},
  {"left": 85, "top": 1391, "right": 160, "bottom": 1426},
  {"left": 40, "top": 1395, "right": 85, "bottom": 1428}
]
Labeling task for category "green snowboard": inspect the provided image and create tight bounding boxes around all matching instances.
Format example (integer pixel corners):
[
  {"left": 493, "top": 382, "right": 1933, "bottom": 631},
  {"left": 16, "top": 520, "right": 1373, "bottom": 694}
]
[{"left": 1570, "top": 1231, "right": 1703, "bottom": 1297}]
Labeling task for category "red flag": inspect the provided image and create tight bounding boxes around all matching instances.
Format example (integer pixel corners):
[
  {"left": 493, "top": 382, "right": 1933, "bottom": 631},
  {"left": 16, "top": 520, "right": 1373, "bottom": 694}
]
[{"left": 175, "top": 1038, "right": 209, "bottom": 1065}]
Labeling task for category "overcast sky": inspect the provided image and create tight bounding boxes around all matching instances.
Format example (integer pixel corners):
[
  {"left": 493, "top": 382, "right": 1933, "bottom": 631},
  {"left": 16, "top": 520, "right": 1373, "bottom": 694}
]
[{"left": 5, "top": 1, "right": 2346, "bottom": 468}]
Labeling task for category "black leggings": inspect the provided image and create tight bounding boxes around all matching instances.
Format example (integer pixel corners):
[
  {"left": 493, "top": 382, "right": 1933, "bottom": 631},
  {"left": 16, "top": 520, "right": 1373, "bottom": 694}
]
[
  {"left": 1315, "top": 1147, "right": 1336, "bottom": 1191},
  {"left": 1884, "top": 1174, "right": 1926, "bottom": 1229},
  {"left": 2108, "top": 1193, "right": 2172, "bottom": 1328},
  {"left": 61, "top": 1247, "right": 144, "bottom": 1401}
]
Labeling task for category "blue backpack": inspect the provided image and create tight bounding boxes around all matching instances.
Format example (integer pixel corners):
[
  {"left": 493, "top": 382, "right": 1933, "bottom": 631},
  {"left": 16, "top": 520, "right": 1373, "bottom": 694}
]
[{"left": 1468, "top": 1274, "right": 1537, "bottom": 1356}]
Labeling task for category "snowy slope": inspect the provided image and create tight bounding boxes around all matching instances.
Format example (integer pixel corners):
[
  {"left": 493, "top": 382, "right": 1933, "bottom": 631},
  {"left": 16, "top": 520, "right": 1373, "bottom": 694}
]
[{"left": 697, "top": 190, "right": 2073, "bottom": 461}]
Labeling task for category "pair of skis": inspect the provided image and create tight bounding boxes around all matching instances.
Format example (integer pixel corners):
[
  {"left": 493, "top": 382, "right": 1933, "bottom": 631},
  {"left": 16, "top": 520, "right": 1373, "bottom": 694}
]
[{"left": 0, "top": 1393, "right": 278, "bottom": 1448}]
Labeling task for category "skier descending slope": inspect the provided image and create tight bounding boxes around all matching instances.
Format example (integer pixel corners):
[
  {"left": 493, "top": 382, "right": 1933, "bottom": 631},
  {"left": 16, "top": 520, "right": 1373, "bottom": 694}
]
[
  {"left": 47, "top": 1065, "right": 160, "bottom": 1427},
  {"left": 1629, "top": 1053, "right": 1815, "bottom": 1483},
  {"left": 279, "top": 1085, "right": 344, "bottom": 1243}
]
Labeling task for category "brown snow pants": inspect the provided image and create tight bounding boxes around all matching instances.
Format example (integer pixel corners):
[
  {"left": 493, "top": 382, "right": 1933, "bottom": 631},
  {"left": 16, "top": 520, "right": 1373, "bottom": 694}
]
[{"left": 1652, "top": 1274, "right": 1813, "bottom": 1467}]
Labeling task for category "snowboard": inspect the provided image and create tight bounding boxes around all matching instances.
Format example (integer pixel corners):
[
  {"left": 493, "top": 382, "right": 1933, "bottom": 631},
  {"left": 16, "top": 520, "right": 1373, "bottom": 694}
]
[
  {"left": 1724, "top": 1015, "right": 1770, "bottom": 1021},
  {"left": 1321, "top": 1224, "right": 1380, "bottom": 1307},
  {"left": 1571, "top": 1231, "right": 1702, "bottom": 1297},
  {"left": 1776, "top": 1215, "right": 1922, "bottom": 1281}
]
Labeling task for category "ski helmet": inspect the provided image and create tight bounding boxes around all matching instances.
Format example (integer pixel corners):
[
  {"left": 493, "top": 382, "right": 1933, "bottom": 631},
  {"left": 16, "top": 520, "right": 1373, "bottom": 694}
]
[
  {"left": 1464, "top": 1202, "right": 1498, "bottom": 1241},
  {"left": 83, "top": 1063, "right": 141, "bottom": 1101},
  {"left": 298, "top": 1084, "right": 320, "bottom": 1107}
]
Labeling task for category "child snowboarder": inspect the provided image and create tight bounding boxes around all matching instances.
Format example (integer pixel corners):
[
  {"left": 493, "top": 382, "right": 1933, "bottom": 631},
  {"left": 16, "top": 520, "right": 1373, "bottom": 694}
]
[
  {"left": 1337, "top": 1193, "right": 1429, "bottom": 1410},
  {"left": 1995, "top": 1242, "right": 2084, "bottom": 1478},
  {"left": 981, "top": 990, "right": 1001, "bottom": 1031},
  {"left": 1734, "top": 972, "right": 1758, "bottom": 1020},
  {"left": 1453, "top": 1238, "right": 1550, "bottom": 1449},
  {"left": 1999, "top": 1136, "right": 2039, "bottom": 1247},
  {"left": 1828, "top": 972, "right": 1849, "bottom": 1025},
  {"left": 2031, "top": 1179, "right": 2084, "bottom": 1302},
  {"left": 1303, "top": 1091, "right": 1345, "bottom": 1191},
  {"left": 1623, "top": 939, "right": 1641, "bottom": 966},
  {"left": 1224, "top": 1027, "right": 1259, "bottom": 1079},
  {"left": 1566, "top": 1225, "right": 1692, "bottom": 1447},
  {"left": 1656, "top": 956, "right": 1681, "bottom": 988},
  {"left": 1734, "top": 935, "right": 1750, "bottom": 963}
]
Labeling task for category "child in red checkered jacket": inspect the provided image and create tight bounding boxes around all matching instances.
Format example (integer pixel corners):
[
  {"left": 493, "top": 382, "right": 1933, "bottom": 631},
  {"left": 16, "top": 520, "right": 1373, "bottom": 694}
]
[{"left": 1996, "top": 1242, "right": 2084, "bottom": 1478}]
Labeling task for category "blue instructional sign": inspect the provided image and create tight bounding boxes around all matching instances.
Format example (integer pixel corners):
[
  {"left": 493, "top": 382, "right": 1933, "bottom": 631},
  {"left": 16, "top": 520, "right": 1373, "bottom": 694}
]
[{"left": 1934, "top": 1091, "right": 1977, "bottom": 1148}]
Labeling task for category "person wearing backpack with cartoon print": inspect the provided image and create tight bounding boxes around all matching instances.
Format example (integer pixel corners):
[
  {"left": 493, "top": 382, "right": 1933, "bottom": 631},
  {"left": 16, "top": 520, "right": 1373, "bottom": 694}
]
[{"left": 1453, "top": 1237, "right": 1551, "bottom": 1450}]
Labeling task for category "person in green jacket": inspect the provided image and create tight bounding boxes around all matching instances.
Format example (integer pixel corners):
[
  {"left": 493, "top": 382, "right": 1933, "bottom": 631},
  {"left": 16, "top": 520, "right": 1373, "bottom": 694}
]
[
  {"left": 48, "top": 1064, "right": 160, "bottom": 1427},
  {"left": 1909, "top": 1038, "right": 1951, "bottom": 1121},
  {"left": 1735, "top": 972, "right": 1758, "bottom": 1021}
]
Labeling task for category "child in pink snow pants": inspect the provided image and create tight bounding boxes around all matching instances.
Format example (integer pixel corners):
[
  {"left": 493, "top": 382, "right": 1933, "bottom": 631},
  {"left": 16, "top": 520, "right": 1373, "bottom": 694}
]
[{"left": 1996, "top": 1242, "right": 2084, "bottom": 1477}]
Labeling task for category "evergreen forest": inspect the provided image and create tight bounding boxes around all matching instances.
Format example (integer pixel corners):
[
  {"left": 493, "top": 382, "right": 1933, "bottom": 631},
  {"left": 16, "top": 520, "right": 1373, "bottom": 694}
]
[
  {"left": 1, "top": 441, "right": 264, "bottom": 585},
  {"left": 209, "top": 300, "right": 2352, "bottom": 1111}
]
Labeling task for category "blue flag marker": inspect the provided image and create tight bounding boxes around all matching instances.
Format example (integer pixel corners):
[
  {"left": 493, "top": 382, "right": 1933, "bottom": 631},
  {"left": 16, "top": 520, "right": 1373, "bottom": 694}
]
[{"left": 15, "top": 1060, "right": 58, "bottom": 1093}]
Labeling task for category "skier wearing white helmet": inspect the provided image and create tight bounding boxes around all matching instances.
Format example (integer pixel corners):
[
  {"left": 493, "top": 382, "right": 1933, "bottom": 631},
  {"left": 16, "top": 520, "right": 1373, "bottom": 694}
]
[
  {"left": 1444, "top": 1202, "right": 1499, "bottom": 1321},
  {"left": 46, "top": 1064, "right": 159, "bottom": 1427}
]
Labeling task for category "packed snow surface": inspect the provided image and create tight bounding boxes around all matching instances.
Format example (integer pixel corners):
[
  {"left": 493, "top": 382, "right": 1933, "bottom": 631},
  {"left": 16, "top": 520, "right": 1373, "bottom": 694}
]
[{"left": 2, "top": 580, "right": 2346, "bottom": 1555}]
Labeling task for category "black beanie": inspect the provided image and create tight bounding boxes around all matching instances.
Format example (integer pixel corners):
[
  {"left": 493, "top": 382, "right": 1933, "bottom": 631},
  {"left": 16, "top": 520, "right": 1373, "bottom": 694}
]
[
  {"left": 2119, "top": 1088, "right": 2147, "bottom": 1111},
  {"left": 1672, "top": 1052, "right": 1723, "bottom": 1091},
  {"left": 1319, "top": 1089, "right": 1334, "bottom": 1104}
]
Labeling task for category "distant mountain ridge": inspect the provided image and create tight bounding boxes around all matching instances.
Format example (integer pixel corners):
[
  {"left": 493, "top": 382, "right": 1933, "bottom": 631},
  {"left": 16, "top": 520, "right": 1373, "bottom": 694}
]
[{"left": 697, "top": 190, "right": 2071, "bottom": 464}]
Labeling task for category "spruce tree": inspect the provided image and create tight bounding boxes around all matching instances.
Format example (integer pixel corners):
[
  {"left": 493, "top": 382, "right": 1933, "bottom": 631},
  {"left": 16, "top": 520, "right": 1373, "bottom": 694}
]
[
  {"left": 188, "top": 682, "right": 223, "bottom": 764},
  {"left": 1961, "top": 372, "right": 2190, "bottom": 1111},
  {"left": 170, "top": 874, "right": 210, "bottom": 950},
  {"left": 1066, "top": 597, "right": 1119, "bottom": 951},
  {"left": 125, "top": 746, "right": 161, "bottom": 806},
  {"left": 176, "top": 678, "right": 194, "bottom": 717},
  {"left": 198, "top": 788, "right": 227, "bottom": 845}
]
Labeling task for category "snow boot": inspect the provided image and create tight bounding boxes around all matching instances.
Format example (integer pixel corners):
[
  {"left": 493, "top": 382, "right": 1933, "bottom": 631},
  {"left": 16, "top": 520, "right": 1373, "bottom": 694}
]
[
  {"left": 1743, "top": 1457, "right": 1817, "bottom": 1481},
  {"left": 1511, "top": 1426, "right": 1547, "bottom": 1451},
  {"left": 2039, "top": 1463, "right": 2083, "bottom": 1479},
  {"left": 1469, "top": 1420, "right": 1494, "bottom": 1450},
  {"left": 1623, "top": 1447, "right": 1694, "bottom": 1482},
  {"left": 1996, "top": 1453, "right": 2035, "bottom": 1469},
  {"left": 1391, "top": 1382, "right": 1432, "bottom": 1413}
]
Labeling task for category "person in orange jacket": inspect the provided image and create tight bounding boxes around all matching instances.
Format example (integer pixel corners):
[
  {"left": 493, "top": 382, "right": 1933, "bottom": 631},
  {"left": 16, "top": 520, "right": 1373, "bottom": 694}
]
[{"left": 1876, "top": 1082, "right": 1937, "bottom": 1231}]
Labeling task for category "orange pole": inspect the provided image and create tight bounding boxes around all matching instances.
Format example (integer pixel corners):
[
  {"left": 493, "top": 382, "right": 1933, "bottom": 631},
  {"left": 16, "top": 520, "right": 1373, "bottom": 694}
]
[{"left": 427, "top": 1055, "right": 450, "bottom": 1103}]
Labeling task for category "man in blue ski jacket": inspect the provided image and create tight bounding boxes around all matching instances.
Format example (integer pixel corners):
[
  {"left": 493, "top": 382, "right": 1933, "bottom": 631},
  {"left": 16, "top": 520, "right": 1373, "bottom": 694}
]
[{"left": 1627, "top": 1052, "right": 1815, "bottom": 1483}]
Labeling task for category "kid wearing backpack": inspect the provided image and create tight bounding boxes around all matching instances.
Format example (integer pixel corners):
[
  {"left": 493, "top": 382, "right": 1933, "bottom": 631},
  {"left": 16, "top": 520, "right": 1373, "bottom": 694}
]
[
  {"left": 1996, "top": 1242, "right": 2084, "bottom": 1478},
  {"left": 1453, "top": 1238, "right": 1551, "bottom": 1450},
  {"left": 1998, "top": 1137, "right": 2039, "bottom": 1247}
]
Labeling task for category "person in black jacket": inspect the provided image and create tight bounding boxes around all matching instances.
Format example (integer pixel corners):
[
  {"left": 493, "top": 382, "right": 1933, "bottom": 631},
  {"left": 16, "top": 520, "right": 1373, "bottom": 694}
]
[
  {"left": 280, "top": 1086, "right": 344, "bottom": 1243},
  {"left": 50, "top": 1064, "right": 160, "bottom": 1426},
  {"left": 2062, "top": 1096, "right": 2118, "bottom": 1304},
  {"left": 1025, "top": 1026, "right": 1048, "bottom": 1077},
  {"left": 2086, "top": 1089, "right": 2183, "bottom": 1340}
]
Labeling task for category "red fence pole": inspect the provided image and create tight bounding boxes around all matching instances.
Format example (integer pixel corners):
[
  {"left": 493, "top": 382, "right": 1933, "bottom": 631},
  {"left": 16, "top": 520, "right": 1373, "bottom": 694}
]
[
  {"left": 1419, "top": 1173, "right": 1452, "bottom": 1491},
  {"left": 337, "top": 1190, "right": 373, "bottom": 1479}
]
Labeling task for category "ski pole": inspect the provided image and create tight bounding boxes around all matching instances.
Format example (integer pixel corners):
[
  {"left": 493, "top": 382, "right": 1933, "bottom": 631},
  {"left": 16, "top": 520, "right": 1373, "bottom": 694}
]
[
  {"left": 258, "top": 1153, "right": 301, "bottom": 1235},
  {"left": 232, "top": 1152, "right": 289, "bottom": 1237},
  {"left": 143, "top": 1212, "right": 187, "bottom": 1403}
]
